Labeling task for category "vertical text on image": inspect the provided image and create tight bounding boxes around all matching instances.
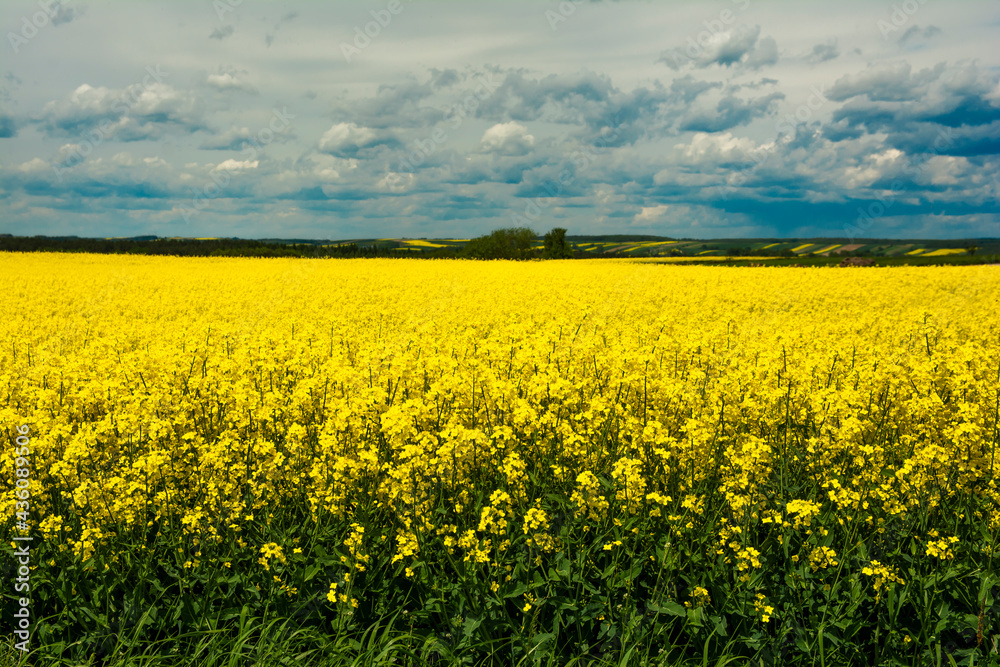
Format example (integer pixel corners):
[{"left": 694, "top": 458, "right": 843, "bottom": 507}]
[{"left": 13, "top": 424, "right": 33, "bottom": 653}]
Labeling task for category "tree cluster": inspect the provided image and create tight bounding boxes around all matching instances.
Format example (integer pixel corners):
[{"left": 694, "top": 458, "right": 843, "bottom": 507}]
[{"left": 462, "top": 227, "right": 573, "bottom": 260}]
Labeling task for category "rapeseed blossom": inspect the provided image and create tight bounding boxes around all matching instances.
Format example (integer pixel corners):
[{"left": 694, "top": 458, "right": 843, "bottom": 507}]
[{"left": 1, "top": 253, "right": 997, "bottom": 629}]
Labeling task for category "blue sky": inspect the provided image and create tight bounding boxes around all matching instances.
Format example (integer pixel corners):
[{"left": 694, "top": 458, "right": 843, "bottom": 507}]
[{"left": 1, "top": 0, "right": 999, "bottom": 240}]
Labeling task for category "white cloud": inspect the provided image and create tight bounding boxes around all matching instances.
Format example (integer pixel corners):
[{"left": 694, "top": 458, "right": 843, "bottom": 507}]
[
  {"left": 378, "top": 171, "right": 414, "bottom": 193},
  {"left": 318, "top": 122, "right": 379, "bottom": 154},
  {"left": 213, "top": 159, "right": 259, "bottom": 171},
  {"left": 676, "top": 132, "right": 770, "bottom": 163},
  {"left": 17, "top": 158, "right": 48, "bottom": 173},
  {"left": 206, "top": 71, "right": 257, "bottom": 94},
  {"left": 842, "top": 148, "right": 905, "bottom": 188},
  {"left": 633, "top": 204, "right": 669, "bottom": 223},
  {"left": 480, "top": 122, "right": 534, "bottom": 154},
  {"left": 922, "top": 155, "right": 970, "bottom": 186}
]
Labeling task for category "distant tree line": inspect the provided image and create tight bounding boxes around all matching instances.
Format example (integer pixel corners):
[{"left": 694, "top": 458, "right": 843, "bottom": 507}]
[
  {"left": 0, "top": 236, "right": 443, "bottom": 258},
  {"left": 0, "top": 228, "right": 585, "bottom": 260},
  {"left": 463, "top": 227, "right": 576, "bottom": 260}
]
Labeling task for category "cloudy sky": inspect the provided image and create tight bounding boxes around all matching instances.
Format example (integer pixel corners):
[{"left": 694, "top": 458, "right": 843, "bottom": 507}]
[{"left": 2, "top": 0, "right": 999, "bottom": 240}]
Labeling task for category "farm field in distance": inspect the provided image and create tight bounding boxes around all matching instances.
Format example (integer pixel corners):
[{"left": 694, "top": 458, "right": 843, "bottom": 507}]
[
  {"left": 257, "top": 236, "right": 1000, "bottom": 260},
  {"left": 3, "top": 234, "right": 998, "bottom": 265},
  {"left": 2, "top": 252, "right": 998, "bottom": 665}
]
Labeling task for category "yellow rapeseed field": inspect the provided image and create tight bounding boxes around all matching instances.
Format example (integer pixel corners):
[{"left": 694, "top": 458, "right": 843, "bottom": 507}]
[{"left": 2, "top": 253, "right": 998, "bottom": 662}]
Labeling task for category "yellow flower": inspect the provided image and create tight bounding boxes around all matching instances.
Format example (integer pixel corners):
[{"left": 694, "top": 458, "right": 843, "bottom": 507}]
[
  {"left": 753, "top": 594, "right": 774, "bottom": 623},
  {"left": 925, "top": 536, "right": 959, "bottom": 560},
  {"left": 809, "top": 547, "right": 838, "bottom": 573},
  {"left": 685, "top": 587, "right": 711, "bottom": 609},
  {"left": 862, "top": 560, "right": 905, "bottom": 601}
]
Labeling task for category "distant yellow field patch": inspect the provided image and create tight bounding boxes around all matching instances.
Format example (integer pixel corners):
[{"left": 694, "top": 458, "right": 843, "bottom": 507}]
[
  {"left": 906, "top": 249, "right": 927, "bottom": 256},
  {"left": 403, "top": 240, "right": 448, "bottom": 248},
  {"left": 760, "top": 243, "right": 780, "bottom": 249},
  {"left": 815, "top": 245, "right": 841, "bottom": 254},
  {"left": 923, "top": 249, "right": 966, "bottom": 257},
  {"left": 791, "top": 244, "right": 814, "bottom": 253}
]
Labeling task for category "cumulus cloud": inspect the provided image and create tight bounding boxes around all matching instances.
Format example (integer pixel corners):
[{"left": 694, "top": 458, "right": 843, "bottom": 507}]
[
  {"left": 214, "top": 159, "right": 259, "bottom": 171},
  {"left": 840, "top": 148, "right": 906, "bottom": 188},
  {"left": 480, "top": 121, "right": 535, "bottom": 155},
  {"left": 828, "top": 61, "right": 944, "bottom": 102},
  {"left": 679, "top": 92, "right": 784, "bottom": 132},
  {"left": 475, "top": 70, "right": 614, "bottom": 123},
  {"left": 377, "top": 171, "right": 414, "bottom": 193},
  {"left": 669, "top": 75, "right": 722, "bottom": 105},
  {"left": 830, "top": 62, "right": 1000, "bottom": 156},
  {"left": 633, "top": 204, "right": 669, "bottom": 223},
  {"left": 38, "top": 78, "right": 204, "bottom": 142},
  {"left": 17, "top": 157, "right": 48, "bottom": 173},
  {"left": 206, "top": 68, "right": 257, "bottom": 94},
  {"left": 805, "top": 40, "right": 839, "bottom": 64},
  {"left": 920, "top": 155, "right": 971, "bottom": 186},
  {"left": 333, "top": 79, "right": 438, "bottom": 129},
  {"left": 318, "top": 122, "right": 399, "bottom": 158},
  {"left": 675, "top": 132, "right": 773, "bottom": 166},
  {"left": 659, "top": 26, "right": 778, "bottom": 71},
  {"left": 199, "top": 126, "right": 254, "bottom": 150}
]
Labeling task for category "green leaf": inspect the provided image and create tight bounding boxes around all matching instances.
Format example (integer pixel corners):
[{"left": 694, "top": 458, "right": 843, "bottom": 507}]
[
  {"left": 549, "top": 595, "right": 578, "bottom": 611},
  {"left": 532, "top": 632, "right": 555, "bottom": 647},
  {"left": 710, "top": 614, "right": 728, "bottom": 637},
  {"left": 505, "top": 582, "right": 528, "bottom": 599},
  {"left": 462, "top": 614, "right": 482, "bottom": 638},
  {"left": 649, "top": 600, "right": 687, "bottom": 617}
]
